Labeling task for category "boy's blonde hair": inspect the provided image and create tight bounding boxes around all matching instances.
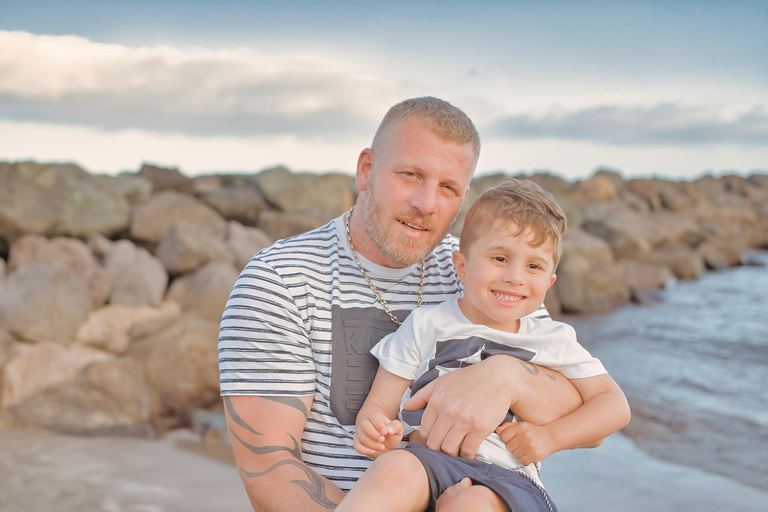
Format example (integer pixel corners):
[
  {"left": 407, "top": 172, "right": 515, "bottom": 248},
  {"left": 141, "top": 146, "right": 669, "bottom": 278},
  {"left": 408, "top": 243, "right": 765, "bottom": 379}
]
[{"left": 460, "top": 178, "right": 568, "bottom": 269}]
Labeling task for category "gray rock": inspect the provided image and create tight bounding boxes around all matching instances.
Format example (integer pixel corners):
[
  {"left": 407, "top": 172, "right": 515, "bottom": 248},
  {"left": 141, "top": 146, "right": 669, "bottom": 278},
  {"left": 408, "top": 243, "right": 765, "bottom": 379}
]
[
  {"left": 156, "top": 220, "right": 234, "bottom": 275},
  {"left": 79, "top": 359, "right": 160, "bottom": 425},
  {"left": 111, "top": 173, "right": 153, "bottom": 205},
  {"left": 0, "top": 161, "right": 129, "bottom": 242},
  {"left": 104, "top": 240, "right": 168, "bottom": 307},
  {"left": 257, "top": 210, "right": 329, "bottom": 241},
  {"left": 555, "top": 256, "right": 631, "bottom": 314},
  {"left": 166, "top": 261, "right": 239, "bottom": 322},
  {"left": 560, "top": 229, "right": 614, "bottom": 267},
  {"left": 1, "top": 342, "right": 112, "bottom": 408},
  {"left": 615, "top": 260, "right": 674, "bottom": 303},
  {"left": 138, "top": 164, "right": 195, "bottom": 195},
  {"left": 129, "top": 190, "right": 227, "bottom": 244},
  {"left": 141, "top": 316, "right": 221, "bottom": 413},
  {"left": 199, "top": 187, "right": 268, "bottom": 225},
  {"left": 571, "top": 174, "right": 619, "bottom": 203},
  {"left": 655, "top": 248, "right": 707, "bottom": 280},
  {"left": 75, "top": 302, "right": 181, "bottom": 354},
  {"left": 8, "top": 235, "right": 110, "bottom": 309},
  {"left": 227, "top": 221, "right": 274, "bottom": 270},
  {"left": 254, "top": 168, "right": 355, "bottom": 217},
  {"left": 10, "top": 381, "right": 148, "bottom": 436},
  {"left": 696, "top": 242, "right": 733, "bottom": 271},
  {"left": 192, "top": 174, "right": 223, "bottom": 195},
  {"left": 0, "top": 262, "right": 92, "bottom": 344}
]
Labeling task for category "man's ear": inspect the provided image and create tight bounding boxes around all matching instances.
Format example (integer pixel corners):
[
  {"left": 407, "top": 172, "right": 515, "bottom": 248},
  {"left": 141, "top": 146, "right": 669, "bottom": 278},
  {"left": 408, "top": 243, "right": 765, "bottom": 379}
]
[
  {"left": 452, "top": 251, "right": 467, "bottom": 283},
  {"left": 355, "top": 148, "right": 374, "bottom": 192}
]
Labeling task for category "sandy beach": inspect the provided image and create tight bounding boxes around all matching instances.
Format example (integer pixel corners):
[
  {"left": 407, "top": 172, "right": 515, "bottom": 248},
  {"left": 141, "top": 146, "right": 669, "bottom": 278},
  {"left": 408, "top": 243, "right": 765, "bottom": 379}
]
[{"left": 2, "top": 427, "right": 767, "bottom": 512}]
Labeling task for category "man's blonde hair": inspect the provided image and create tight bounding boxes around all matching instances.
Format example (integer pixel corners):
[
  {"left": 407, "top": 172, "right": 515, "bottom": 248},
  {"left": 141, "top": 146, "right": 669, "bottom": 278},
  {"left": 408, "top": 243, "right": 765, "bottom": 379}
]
[
  {"left": 460, "top": 178, "right": 568, "bottom": 269},
  {"left": 371, "top": 97, "right": 481, "bottom": 172}
]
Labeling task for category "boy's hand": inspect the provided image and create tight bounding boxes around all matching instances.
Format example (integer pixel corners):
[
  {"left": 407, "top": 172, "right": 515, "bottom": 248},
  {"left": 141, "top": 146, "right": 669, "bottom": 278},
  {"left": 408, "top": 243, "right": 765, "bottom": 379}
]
[
  {"left": 354, "top": 412, "right": 404, "bottom": 459},
  {"left": 496, "top": 421, "right": 557, "bottom": 466}
]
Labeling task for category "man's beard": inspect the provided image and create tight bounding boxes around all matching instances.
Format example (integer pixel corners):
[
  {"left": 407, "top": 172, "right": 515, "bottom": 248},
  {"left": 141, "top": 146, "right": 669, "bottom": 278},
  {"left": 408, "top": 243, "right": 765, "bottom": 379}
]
[{"left": 359, "top": 188, "right": 445, "bottom": 267}]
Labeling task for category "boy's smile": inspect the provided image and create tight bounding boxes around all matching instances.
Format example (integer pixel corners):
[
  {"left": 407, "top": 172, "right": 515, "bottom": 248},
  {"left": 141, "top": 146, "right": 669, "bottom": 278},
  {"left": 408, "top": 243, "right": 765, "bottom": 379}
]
[{"left": 453, "top": 222, "right": 557, "bottom": 332}]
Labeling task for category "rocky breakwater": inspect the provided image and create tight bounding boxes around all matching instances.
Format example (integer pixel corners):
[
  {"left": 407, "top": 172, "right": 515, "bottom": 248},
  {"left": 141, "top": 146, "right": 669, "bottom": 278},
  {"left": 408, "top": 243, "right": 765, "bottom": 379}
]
[{"left": 0, "top": 161, "right": 766, "bottom": 438}]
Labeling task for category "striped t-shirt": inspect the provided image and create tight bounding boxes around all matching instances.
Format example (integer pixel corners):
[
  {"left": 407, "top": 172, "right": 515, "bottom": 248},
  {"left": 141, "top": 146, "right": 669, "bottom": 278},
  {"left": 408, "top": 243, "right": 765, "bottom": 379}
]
[{"left": 218, "top": 214, "right": 548, "bottom": 490}]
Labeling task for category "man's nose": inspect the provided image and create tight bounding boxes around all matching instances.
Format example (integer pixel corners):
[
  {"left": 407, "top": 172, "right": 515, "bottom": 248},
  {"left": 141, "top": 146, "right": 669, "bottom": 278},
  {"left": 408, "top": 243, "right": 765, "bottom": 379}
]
[{"left": 411, "top": 184, "right": 438, "bottom": 214}]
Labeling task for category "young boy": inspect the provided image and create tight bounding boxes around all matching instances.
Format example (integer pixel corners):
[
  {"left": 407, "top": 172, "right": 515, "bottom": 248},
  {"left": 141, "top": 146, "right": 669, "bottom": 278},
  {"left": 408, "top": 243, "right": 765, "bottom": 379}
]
[{"left": 335, "top": 178, "right": 631, "bottom": 512}]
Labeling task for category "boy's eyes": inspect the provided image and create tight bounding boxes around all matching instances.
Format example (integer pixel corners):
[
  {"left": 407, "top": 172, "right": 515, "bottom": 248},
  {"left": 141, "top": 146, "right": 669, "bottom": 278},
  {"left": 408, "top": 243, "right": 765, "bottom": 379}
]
[{"left": 492, "top": 256, "right": 507, "bottom": 263}]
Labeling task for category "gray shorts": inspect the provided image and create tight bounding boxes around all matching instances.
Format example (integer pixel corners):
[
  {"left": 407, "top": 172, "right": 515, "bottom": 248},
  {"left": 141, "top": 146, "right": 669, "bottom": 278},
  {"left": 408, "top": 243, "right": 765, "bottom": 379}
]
[{"left": 404, "top": 443, "right": 557, "bottom": 512}]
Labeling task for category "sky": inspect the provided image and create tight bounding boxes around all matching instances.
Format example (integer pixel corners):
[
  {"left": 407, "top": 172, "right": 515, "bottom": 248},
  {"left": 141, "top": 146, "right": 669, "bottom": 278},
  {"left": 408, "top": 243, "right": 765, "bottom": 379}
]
[{"left": 0, "top": 0, "right": 766, "bottom": 180}]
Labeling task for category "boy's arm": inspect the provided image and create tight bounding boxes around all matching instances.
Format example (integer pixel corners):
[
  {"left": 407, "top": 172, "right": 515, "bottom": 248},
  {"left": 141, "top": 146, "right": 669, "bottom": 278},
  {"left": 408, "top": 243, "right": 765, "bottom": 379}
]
[
  {"left": 354, "top": 367, "right": 413, "bottom": 457},
  {"left": 223, "top": 395, "right": 345, "bottom": 511},
  {"left": 497, "top": 373, "right": 631, "bottom": 464}
]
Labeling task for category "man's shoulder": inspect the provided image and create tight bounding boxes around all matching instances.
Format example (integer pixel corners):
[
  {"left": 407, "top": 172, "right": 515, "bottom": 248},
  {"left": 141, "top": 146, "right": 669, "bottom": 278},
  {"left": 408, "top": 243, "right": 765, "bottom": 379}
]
[{"left": 253, "top": 219, "right": 339, "bottom": 263}]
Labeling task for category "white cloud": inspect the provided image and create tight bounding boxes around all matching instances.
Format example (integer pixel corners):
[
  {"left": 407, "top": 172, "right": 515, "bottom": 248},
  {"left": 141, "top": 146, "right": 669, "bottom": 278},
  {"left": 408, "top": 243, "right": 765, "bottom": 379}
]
[
  {"left": 0, "top": 30, "right": 402, "bottom": 137},
  {"left": 486, "top": 104, "right": 768, "bottom": 146}
]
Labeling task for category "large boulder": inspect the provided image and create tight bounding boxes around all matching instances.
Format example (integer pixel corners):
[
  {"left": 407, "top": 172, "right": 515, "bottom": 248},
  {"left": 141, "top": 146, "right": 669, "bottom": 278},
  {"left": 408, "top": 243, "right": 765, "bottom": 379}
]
[
  {"left": 560, "top": 229, "right": 614, "bottom": 267},
  {"left": 103, "top": 240, "right": 168, "bottom": 307},
  {"left": 192, "top": 174, "right": 223, "bottom": 195},
  {"left": 570, "top": 174, "right": 619, "bottom": 204},
  {"left": 166, "top": 261, "right": 239, "bottom": 322},
  {"left": 257, "top": 210, "right": 328, "bottom": 241},
  {"left": 156, "top": 220, "right": 235, "bottom": 275},
  {"left": 199, "top": 188, "right": 268, "bottom": 225},
  {"left": 108, "top": 173, "right": 153, "bottom": 205},
  {"left": 0, "top": 262, "right": 92, "bottom": 344},
  {"left": 554, "top": 256, "right": 631, "bottom": 314},
  {"left": 615, "top": 260, "right": 674, "bottom": 303},
  {"left": 75, "top": 301, "right": 182, "bottom": 354},
  {"left": 227, "top": 221, "right": 274, "bottom": 270},
  {"left": 626, "top": 179, "right": 663, "bottom": 211},
  {"left": 254, "top": 167, "right": 356, "bottom": 217},
  {"left": 0, "top": 342, "right": 112, "bottom": 408},
  {"left": 8, "top": 235, "right": 110, "bottom": 309},
  {"left": 655, "top": 246, "right": 707, "bottom": 280},
  {"left": 140, "top": 316, "right": 221, "bottom": 413},
  {"left": 0, "top": 161, "right": 130, "bottom": 242},
  {"left": 138, "top": 164, "right": 195, "bottom": 195},
  {"left": 129, "top": 190, "right": 227, "bottom": 245}
]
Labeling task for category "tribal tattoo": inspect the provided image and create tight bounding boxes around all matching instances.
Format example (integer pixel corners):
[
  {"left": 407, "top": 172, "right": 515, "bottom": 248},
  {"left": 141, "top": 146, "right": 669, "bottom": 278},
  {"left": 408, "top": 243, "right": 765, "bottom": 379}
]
[
  {"left": 240, "top": 459, "right": 337, "bottom": 509},
  {"left": 225, "top": 396, "right": 337, "bottom": 509}
]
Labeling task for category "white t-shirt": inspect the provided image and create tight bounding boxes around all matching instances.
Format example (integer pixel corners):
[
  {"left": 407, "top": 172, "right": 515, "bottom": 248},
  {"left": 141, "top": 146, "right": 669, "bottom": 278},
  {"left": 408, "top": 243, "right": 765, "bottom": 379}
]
[{"left": 371, "top": 298, "right": 606, "bottom": 487}]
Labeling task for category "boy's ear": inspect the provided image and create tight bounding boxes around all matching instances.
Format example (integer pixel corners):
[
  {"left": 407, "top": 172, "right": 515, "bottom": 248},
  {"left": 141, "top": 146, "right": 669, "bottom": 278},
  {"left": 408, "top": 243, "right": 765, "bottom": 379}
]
[
  {"left": 452, "top": 251, "right": 467, "bottom": 283},
  {"left": 548, "top": 273, "right": 557, "bottom": 289}
]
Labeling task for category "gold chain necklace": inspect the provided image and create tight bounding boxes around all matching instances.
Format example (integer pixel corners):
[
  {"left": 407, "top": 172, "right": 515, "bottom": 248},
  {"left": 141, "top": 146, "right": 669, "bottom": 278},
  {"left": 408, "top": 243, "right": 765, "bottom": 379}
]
[{"left": 344, "top": 206, "right": 425, "bottom": 325}]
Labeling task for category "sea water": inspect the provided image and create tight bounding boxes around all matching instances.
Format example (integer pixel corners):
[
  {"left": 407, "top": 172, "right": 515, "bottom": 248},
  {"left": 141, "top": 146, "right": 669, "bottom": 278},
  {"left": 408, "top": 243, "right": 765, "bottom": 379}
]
[{"left": 564, "top": 251, "right": 768, "bottom": 491}]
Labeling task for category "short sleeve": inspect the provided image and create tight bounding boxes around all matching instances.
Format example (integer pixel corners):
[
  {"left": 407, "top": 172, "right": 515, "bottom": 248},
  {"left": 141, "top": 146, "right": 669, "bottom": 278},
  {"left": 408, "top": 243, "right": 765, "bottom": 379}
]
[
  {"left": 218, "top": 258, "right": 315, "bottom": 396},
  {"left": 547, "top": 323, "right": 607, "bottom": 379}
]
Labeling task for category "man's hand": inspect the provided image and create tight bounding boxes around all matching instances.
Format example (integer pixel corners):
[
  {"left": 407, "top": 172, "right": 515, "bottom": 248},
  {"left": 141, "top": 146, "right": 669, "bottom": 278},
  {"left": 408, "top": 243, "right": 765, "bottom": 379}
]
[
  {"left": 496, "top": 421, "right": 556, "bottom": 466},
  {"left": 353, "top": 412, "right": 404, "bottom": 458},
  {"left": 403, "top": 359, "right": 513, "bottom": 459}
]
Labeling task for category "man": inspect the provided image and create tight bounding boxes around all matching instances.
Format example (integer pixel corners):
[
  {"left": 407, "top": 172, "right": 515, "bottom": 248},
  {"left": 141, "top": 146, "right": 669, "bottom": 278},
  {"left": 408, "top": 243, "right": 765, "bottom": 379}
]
[{"left": 218, "top": 97, "right": 583, "bottom": 511}]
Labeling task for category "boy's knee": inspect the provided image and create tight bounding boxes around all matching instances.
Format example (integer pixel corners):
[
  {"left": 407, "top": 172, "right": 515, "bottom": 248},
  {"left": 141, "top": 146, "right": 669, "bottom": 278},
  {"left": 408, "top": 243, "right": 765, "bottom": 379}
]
[
  {"left": 439, "top": 485, "right": 509, "bottom": 512},
  {"left": 367, "top": 450, "right": 426, "bottom": 488}
]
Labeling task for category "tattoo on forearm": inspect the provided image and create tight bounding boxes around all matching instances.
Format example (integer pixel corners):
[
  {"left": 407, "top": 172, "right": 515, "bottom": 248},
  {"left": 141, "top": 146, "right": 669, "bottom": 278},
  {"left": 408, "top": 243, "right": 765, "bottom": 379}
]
[
  {"left": 230, "top": 427, "right": 303, "bottom": 460},
  {"left": 543, "top": 369, "right": 557, "bottom": 381},
  {"left": 226, "top": 396, "right": 331, "bottom": 507},
  {"left": 520, "top": 360, "right": 540, "bottom": 376},
  {"left": 224, "top": 396, "right": 262, "bottom": 436},
  {"left": 262, "top": 396, "right": 309, "bottom": 418},
  {"left": 241, "top": 459, "right": 338, "bottom": 509}
]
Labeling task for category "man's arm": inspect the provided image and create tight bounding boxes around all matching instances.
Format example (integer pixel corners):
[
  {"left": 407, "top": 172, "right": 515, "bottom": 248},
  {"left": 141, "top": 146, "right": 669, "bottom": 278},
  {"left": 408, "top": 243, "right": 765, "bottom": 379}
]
[
  {"left": 403, "top": 354, "right": 583, "bottom": 459},
  {"left": 224, "top": 395, "right": 345, "bottom": 511}
]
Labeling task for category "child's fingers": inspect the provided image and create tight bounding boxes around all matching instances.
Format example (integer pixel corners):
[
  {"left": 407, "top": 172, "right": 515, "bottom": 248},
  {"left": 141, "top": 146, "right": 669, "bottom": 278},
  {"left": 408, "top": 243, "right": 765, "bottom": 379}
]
[
  {"left": 359, "top": 421, "right": 386, "bottom": 444},
  {"left": 496, "top": 422, "right": 519, "bottom": 443},
  {"left": 387, "top": 419, "right": 404, "bottom": 437},
  {"left": 368, "top": 413, "right": 392, "bottom": 436},
  {"left": 353, "top": 436, "right": 382, "bottom": 456}
]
